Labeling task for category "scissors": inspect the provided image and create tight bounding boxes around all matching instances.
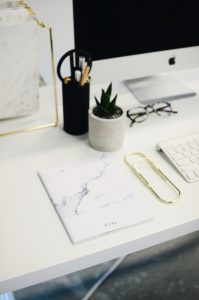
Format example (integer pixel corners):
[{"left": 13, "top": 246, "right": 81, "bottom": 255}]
[{"left": 57, "top": 49, "right": 92, "bottom": 85}]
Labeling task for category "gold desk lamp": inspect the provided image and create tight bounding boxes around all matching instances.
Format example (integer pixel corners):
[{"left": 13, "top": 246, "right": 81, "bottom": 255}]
[{"left": 0, "top": 0, "right": 58, "bottom": 137}]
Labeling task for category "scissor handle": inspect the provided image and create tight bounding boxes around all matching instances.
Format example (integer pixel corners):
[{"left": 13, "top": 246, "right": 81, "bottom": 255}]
[{"left": 57, "top": 49, "right": 92, "bottom": 83}]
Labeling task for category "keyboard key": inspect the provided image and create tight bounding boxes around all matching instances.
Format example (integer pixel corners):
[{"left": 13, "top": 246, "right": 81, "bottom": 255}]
[
  {"left": 194, "top": 169, "right": 199, "bottom": 177},
  {"left": 176, "top": 158, "right": 190, "bottom": 167},
  {"left": 171, "top": 152, "right": 184, "bottom": 161},
  {"left": 190, "top": 156, "right": 198, "bottom": 163},
  {"left": 186, "top": 172, "right": 197, "bottom": 180},
  {"left": 181, "top": 163, "right": 199, "bottom": 173},
  {"left": 157, "top": 133, "right": 199, "bottom": 182}
]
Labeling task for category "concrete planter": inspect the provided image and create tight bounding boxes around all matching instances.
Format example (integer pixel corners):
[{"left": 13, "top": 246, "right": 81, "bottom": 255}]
[{"left": 88, "top": 106, "right": 125, "bottom": 152}]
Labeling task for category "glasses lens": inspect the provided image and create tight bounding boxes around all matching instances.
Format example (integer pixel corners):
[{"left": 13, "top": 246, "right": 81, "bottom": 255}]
[
  {"left": 127, "top": 107, "right": 148, "bottom": 123},
  {"left": 153, "top": 102, "right": 172, "bottom": 117}
]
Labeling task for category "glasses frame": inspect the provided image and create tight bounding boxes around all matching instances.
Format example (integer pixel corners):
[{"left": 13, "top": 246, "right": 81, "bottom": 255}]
[{"left": 127, "top": 101, "right": 178, "bottom": 127}]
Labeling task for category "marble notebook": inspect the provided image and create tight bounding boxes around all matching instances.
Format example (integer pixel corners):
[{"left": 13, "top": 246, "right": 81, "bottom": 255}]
[
  {"left": 38, "top": 155, "right": 154, "bottom": 244},
  {"left": 0, "top": 8, "right": 39, "bottom": 119}
]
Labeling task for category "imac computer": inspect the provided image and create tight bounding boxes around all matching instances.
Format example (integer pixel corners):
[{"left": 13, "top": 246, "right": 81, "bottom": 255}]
[{"left": 72, "top": 0, "right": 199, "bottom": 103}]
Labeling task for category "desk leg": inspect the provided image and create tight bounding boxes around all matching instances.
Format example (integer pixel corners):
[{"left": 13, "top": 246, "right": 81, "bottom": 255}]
[{"left": 0, "top": 293, "right": 15, "bottom": 300}]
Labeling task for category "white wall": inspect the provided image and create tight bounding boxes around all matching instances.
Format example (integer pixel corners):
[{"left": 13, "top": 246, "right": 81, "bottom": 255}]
[{"left": 29, "top": 0, "right": 74, "bottom": 83}]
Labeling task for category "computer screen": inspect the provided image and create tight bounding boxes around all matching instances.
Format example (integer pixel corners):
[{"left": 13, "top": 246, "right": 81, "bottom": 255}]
[{"left": 73, "top": 0, "right": 199, "bottom": 102}]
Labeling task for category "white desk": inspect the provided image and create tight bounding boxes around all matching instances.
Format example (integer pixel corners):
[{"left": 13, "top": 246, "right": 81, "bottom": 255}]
[{"left": 1, "top": 68, "right": 199, "bottom": 294}]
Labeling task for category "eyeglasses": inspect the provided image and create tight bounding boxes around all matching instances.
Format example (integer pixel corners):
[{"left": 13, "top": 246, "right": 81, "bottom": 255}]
[{"left": 127, "top": 102, "right": 178, "bottom": 127}]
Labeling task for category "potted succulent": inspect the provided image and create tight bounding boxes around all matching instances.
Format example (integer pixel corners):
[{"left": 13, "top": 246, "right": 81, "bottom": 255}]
[{"left": 88, "top": 83, "right": 125, "bottom": 151}]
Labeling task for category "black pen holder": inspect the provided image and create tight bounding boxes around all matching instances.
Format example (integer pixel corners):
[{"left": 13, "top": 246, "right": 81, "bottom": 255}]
[
  {"left": 57, "top": 49, "right": 92, "bottom": 135},
  {"left": 61, "top": 81, "right": 90, "bottom": 135}
]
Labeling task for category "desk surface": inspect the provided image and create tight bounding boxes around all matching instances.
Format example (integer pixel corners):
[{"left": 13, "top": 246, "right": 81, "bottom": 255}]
[{"left": 1, "top": 68, "right": 199, "bottom": 293}]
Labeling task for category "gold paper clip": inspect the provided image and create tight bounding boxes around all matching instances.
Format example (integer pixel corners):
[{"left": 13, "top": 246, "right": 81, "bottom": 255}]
[{"left": 124, "top": 152, "right": 181, "bottom": 204}]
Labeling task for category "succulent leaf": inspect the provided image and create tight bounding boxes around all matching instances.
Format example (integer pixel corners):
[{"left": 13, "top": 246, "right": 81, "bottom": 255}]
[
  {"left": 101, "top": 90, "right": 108, "bottom": 107},
  {"left": 110, "top": 95, "right": 117, "bottom": 107},
  {"left": 95, "top": 96, "right": 100, "bottom": 106},
  {"left": 106, "top": 82, "right": 112, "bottom": 97},
  {"left": 94, "top": 82, "right": 119, "bottom": 118}
]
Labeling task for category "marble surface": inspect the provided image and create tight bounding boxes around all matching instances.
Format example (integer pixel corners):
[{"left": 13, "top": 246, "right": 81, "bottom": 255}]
[
  {"left": 39, "top": 154, "right": 154, "bottom": 243},
  {"left": 0, "top": 8, "right": 39, "bottom": 119}
]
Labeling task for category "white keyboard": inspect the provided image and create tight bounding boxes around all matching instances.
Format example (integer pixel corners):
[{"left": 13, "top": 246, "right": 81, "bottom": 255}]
[{"left": 157, "top": 133, "right": 199, "bottom": 183}]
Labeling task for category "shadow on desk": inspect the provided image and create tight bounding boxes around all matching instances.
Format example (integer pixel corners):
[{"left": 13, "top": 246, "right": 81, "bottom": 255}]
[{"left": 14, "top": 231, "right": 199, "bottom": 300}]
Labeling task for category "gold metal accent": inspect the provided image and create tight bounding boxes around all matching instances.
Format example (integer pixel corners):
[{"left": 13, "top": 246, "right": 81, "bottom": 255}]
[
  {"left": 0, "top": 0, "right": 58, "bottom": 137},
  {"left": 80, "top": 65, "right": 91, "bottom": 86},
  {"left": 124, "top": 152, "right": 181, "bottom": 204},
  {"left": 64, "top": 77, "right": 72, "bottom": 84}
]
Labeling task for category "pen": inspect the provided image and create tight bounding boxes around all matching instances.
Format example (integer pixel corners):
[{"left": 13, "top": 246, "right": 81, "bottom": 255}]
[
  {"left": 80, "top": 65, "right": 90, "bottom": 86},
  {"left": 79, "top": 56, "right": 86, "bottom": 70},
  {"left": 75, "top": 70, "right": 81, "bottom": 82}
]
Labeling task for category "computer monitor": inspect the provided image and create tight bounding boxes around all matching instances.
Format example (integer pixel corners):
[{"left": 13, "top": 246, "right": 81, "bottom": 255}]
[{"left": 72, "top": 0, "right": 199, "bottom": 103}]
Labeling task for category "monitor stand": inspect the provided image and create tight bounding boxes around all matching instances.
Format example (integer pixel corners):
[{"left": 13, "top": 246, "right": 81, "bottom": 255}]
[{"left": 124, "top": 73, "right": 196, "bottom": 104}]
